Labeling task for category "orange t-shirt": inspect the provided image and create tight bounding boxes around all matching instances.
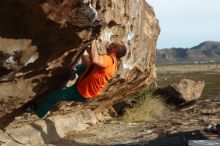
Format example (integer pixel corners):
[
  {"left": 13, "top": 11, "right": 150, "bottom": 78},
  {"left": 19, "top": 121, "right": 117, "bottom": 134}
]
[{"left": 77, "top": 55, "right": 117, "bottom": 98}]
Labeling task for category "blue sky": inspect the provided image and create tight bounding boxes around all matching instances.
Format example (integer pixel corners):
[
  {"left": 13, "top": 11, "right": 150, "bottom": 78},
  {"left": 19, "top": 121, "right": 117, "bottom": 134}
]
[{"left": 147, "top": 0, "right": 220, "bottom": 49}]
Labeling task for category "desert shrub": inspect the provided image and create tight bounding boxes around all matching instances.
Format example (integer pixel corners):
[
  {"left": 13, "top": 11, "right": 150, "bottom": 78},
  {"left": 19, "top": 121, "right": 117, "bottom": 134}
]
[{"left": 121, "top": 90, "right": 170, "bottom": 122}]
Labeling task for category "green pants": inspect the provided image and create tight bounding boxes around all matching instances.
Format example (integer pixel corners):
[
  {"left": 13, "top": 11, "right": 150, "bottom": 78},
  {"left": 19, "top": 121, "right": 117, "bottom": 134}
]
[{"left": 35, "top": 64, "right": 87, "bottom": 118}]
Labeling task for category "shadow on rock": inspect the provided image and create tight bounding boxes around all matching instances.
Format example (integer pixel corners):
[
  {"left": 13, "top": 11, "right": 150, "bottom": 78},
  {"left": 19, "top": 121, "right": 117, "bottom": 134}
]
[{"left": 31, "top": 119, "right": 97, "bottom": 146}]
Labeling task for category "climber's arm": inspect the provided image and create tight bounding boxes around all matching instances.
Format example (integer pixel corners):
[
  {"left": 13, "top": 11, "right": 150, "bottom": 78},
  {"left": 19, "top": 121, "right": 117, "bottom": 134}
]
[{"left": 86, "top": 40, "right": 104, "bottom": 67}]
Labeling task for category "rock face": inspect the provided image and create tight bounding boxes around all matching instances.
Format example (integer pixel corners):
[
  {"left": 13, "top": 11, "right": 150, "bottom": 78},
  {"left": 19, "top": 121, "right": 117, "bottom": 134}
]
[
  {"left": 0, "top": 0, "right": 160, "bottom": 117},
  {"left": 153, "top": 79, "right": 205, "bottom": 105}
]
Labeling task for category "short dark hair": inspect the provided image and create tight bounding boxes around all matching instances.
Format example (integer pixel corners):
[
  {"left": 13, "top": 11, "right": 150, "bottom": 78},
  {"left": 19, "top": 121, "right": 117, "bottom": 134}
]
[{"left": 114, "top": 41, "right": 127, "bottom": 59}]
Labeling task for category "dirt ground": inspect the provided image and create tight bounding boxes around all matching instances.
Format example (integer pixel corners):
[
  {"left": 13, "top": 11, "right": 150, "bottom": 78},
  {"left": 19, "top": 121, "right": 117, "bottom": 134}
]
[{"left": 40, "top": 96, "right": 219, "bottom": 146}]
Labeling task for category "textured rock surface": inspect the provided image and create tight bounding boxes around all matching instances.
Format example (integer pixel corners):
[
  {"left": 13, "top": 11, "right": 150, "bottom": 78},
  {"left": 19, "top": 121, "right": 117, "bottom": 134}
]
[
  {"left": 172, "top": 79, "right": 205, "bottom": 101},
  {"left": 0, "top": 0, "right": 160, "bottom": 118},
  {"left": 0, "top": 109, "right": 102, "bottom": 145},
  {"left": 6, "top": 110, "right": 100, "bottom": 145},
  {"left": 153, "top": 79, "right": 205, "bottom": 105}
]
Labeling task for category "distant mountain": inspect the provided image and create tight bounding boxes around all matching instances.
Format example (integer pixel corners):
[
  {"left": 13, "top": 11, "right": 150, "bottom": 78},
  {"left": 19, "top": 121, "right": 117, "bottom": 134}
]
[{"left": 157, "top": 41, "right": 220, "bottom": 65}]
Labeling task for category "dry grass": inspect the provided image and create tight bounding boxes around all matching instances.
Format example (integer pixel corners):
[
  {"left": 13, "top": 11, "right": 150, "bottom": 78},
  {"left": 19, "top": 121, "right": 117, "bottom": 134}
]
[{"left": 121, "top": 91, "right": 170, "bottom": 123}]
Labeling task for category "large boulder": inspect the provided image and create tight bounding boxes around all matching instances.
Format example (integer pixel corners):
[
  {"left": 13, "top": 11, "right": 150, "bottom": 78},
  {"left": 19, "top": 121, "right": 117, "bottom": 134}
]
[
  {"left": 0, "top": 0, "right": 160, "bottom": 117},
  {"left": 153, "top": 79, "right": 205, "bottom": 105}
]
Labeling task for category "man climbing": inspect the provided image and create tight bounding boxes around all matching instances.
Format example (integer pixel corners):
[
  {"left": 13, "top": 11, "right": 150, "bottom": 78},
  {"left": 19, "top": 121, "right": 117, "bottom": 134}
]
[{"left": 27, "top": 40, "right": 127, "bottom": 118}]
